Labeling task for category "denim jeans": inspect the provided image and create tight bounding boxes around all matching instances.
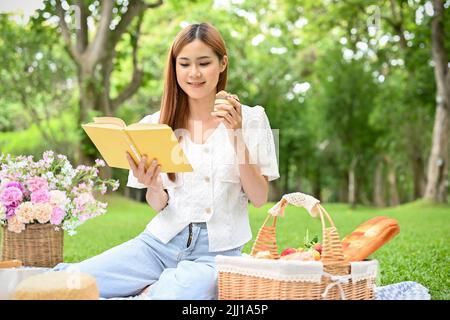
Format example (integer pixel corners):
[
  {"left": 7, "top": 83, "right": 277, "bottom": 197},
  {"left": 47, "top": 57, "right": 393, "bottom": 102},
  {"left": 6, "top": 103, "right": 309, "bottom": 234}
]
[{"left": 53, "top": 223, "right": 243, "bottom": 299}]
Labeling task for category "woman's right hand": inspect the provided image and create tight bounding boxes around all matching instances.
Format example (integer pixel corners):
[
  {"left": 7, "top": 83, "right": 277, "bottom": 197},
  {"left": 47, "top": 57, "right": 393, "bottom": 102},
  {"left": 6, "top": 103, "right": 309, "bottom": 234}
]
[{"left": 126, "top": 152, "right": 163, "bottom": 191}]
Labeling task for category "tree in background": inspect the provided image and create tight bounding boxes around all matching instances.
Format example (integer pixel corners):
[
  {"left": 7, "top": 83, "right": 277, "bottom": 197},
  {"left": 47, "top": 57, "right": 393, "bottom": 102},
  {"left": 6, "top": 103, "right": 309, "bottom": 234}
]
[
  {"left": 1, "top": 0, "right": 447, "bottom": 204},
  {"left": 37, "top": 0, "right": 163, "bottom": 165},
  {"left": 425, "top": 0, "right": 449, "bottom": 202},
  {"left": 0, "top": 13, "right": 77, "bottom": 156}
]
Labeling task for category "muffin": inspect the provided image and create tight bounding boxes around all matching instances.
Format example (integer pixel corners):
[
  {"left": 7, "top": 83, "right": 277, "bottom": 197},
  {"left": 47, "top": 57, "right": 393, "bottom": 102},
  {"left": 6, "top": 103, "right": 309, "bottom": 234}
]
[{"left": 214, "top": 90, "right": 232, "bottom": 112}]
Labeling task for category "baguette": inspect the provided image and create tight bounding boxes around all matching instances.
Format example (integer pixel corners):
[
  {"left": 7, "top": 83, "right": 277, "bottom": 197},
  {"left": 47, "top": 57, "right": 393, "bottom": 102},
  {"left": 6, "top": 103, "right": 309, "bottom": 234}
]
[
  {"left": 341, "top": 216, "right": 400, "bottom": 262},
  {"left": 0, "top": 259, "right": 23, "bottom": 269}
]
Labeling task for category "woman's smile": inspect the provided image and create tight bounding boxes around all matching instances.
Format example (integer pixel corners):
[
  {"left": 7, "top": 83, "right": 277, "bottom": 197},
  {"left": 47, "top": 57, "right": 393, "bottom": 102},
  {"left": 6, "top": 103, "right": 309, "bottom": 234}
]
[{"left": 187, "top": 81, "right": 206, "bottom": 88}]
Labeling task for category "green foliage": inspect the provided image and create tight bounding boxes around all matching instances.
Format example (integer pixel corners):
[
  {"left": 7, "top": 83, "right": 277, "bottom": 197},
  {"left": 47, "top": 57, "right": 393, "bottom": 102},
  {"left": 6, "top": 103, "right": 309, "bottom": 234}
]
[
  {"left": 1, "top": 0, "right": 448, "bottom": 204},
  {"left": 0, "top": 13, "right": 75, "bottom": 132},
  {"left": 0, "top": 113, "right": 79, "bottom": 160}
]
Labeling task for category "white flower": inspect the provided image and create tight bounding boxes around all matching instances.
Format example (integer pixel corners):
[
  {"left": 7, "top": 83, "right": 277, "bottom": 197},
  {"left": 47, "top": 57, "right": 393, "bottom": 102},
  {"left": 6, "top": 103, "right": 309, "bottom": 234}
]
[
  {"left": 7, "top": 216, "right": 25, "bottom": 233},
  {"left": 15, "top": 202, "right": 34, "bottom": 224},
  {"left": 33, "top": 203, "right": 53, "bottom": 224},
  {"left": 0, "top": 203, "right": 6, "bottom": 221},
  {"left": 49, "top": 190, "right": 70, "bottom": 209}
]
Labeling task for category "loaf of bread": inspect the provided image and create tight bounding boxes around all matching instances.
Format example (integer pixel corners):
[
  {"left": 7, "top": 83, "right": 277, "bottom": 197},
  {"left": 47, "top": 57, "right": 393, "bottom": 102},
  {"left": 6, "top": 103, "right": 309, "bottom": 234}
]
[
  {"left": 214, "top": 90, "right": 231, "bottom": 111},
  {"left": 341, "top": 216, "right": 400, "bottom": 262},
  {"left": 11, "top": 271, "right": 99, "bottom": 300}
]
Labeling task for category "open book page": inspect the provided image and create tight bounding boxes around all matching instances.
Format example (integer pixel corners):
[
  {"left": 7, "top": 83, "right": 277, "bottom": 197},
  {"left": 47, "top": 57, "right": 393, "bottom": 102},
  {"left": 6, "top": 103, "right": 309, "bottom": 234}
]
[
  {"left": 81, "top": 124, "right": 137, "bottom": 169},
  {"left": 126, "top": 127, "right": 192, "bottom": 173},
  {"left": 126, "top": 122, "right": 169, "bottom": 130},
  {"left": 82, "top": 117, "right": 193, "bottom": 172},
  {"left": 93, "top": 117, "right": 126, "bottom": 127}
]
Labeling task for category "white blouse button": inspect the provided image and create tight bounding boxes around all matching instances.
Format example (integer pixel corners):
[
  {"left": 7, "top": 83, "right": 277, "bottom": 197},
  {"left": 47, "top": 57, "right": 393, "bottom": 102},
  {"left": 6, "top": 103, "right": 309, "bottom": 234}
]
[
  {"left": 205, "top": 208, "right": 212, "bottom": 214},
  {"left": 204, "top": 176, "right": 210, "bottom": 183}
]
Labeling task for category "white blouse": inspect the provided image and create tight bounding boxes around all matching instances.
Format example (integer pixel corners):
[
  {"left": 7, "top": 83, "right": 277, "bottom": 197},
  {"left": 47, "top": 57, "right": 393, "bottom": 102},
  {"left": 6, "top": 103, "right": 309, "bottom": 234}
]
[{"left": 127, "top": 105, "right": 280, "bottom": 252}]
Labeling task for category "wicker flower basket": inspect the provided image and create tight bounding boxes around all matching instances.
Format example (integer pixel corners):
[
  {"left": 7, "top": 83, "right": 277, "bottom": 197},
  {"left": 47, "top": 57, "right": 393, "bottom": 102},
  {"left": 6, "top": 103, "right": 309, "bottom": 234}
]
[
  {"left": 216, "top": 192, "right": 378, "bottom": 300},
  {"left": 1, "top": 224, "right": 63, "bottom": 268}
]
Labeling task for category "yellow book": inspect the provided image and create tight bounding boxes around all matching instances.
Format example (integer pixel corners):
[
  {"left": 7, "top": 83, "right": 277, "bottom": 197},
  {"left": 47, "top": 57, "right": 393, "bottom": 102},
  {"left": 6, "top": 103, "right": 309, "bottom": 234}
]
[{"left": 81, "top": 117, "right": 193, "bottom": 172}]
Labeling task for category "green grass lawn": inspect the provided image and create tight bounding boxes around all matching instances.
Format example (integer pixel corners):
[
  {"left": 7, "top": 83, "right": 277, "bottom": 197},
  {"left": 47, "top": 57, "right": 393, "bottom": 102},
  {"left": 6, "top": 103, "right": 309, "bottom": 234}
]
[{"left": 3, "top": 194, "right": 449, "bottom": 299}]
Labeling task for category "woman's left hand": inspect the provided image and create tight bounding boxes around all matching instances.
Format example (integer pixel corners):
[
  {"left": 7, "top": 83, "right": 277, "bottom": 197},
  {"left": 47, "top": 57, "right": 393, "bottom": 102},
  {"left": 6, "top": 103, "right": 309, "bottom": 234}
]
[{"left": 211, "top": 93, "right": 242, "bottom": 130}]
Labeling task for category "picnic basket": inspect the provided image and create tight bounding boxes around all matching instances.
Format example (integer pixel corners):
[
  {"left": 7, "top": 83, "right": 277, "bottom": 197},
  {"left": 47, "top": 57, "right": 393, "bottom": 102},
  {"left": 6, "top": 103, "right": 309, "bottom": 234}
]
[
  {"left": 1, "top": 224, "right": 63, "bottom": 268},
  {"left": 216, "top": 192, "right": 378, "bottom": 300}
]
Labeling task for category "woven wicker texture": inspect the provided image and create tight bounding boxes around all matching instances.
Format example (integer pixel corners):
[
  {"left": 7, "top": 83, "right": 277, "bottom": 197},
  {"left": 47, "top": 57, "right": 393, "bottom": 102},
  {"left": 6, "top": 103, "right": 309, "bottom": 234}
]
[{"left": 2, "top": 224, "right": 63, "bottom": 268}]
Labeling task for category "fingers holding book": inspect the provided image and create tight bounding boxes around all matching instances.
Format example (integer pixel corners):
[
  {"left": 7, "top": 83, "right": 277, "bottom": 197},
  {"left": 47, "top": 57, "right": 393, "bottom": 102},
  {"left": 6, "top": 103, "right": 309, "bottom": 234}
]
[{"left": 126, "top": 152, "right": 163, "bottom": 190}]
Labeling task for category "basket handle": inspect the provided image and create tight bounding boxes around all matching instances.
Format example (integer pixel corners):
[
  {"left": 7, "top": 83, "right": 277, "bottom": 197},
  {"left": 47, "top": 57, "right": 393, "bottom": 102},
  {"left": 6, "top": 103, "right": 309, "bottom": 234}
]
[
  {"left": 268, "top": 192, "right": 321, "bottom": 218},
  {"left": 267, "top": 192, "right": 337, "bottom": 228}
]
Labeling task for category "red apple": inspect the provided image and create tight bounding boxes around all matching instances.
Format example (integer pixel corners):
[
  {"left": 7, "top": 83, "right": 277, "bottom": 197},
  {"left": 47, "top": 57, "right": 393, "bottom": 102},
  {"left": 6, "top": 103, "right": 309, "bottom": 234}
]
[
  {"left": 314, "top": 243, "right": 322, "bottom": 254},
  {"left": 280, "top": 248, "right": 297, "bottom": 256}
]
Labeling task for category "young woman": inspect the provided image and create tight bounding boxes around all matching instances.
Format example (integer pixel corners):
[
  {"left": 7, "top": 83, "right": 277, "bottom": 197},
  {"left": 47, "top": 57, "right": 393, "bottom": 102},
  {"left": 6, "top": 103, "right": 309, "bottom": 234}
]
[{"left": 54, "top": 22, "right": 279, "bottom": 299}]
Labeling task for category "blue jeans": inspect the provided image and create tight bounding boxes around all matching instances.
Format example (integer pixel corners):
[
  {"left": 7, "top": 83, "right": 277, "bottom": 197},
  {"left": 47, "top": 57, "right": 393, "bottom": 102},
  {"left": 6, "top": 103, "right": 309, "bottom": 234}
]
[{"left": 53, "top": 223, "right": 243, "bottom": 299}]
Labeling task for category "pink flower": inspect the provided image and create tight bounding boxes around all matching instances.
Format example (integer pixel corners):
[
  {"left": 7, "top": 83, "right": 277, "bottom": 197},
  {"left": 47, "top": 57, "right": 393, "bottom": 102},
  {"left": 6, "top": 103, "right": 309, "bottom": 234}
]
[
  {"left": 31, "top": 189, "right": 50, "bottom": 204},
  {"left": 50, "top": 207, "right": 65, "bottom": 225},
  {"left": 95, "top": 159, "right": 106, "bottom": 167},
  {"left": 0, "top": 186, "right": 23, "bottom": 207},
  {"left": 4, "top": 182, "right": 25, "bottom": 194},
  {"left": 26, "top": 177, "right": 49, "bottom": 193},
  {"left": 74, "top": 192, "right": 95, "bottom": 212},
  {"left": 6, "top": 206, "right": 17, "bottom": 218}
]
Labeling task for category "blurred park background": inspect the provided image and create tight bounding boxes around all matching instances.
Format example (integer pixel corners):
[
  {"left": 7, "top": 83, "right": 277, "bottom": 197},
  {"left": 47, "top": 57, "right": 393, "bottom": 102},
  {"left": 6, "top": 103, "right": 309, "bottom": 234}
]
[
  {"left": 0, "top": 0, "right": 449, "bottom": 207},
  {"left": 1, "top": 0, "right": 449, "bottom": 299}
]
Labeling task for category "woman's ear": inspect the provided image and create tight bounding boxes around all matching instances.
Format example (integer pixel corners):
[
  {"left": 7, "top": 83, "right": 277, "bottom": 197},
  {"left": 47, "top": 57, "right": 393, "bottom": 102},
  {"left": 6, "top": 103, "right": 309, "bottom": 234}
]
[{"left": 220, "top": 55, "right": 228, "bottom": 73}]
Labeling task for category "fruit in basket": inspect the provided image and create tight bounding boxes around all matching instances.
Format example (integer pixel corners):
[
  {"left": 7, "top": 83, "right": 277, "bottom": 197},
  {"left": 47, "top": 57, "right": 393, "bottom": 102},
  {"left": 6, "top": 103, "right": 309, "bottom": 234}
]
[
  {"left": 311, "top": 249, "right": 321, "bottom": 261},
  {"left": 279, "top": 231, "right": 323, "bottom": 260},
  {"left": 280, "top": 251, "right": 307, "bottom": 261},
  {"left": 281, "top": 248, "right": 297, "bottom": 256},
  {"left": 280, "top": 249, "right": 320, "bottom": 261}
]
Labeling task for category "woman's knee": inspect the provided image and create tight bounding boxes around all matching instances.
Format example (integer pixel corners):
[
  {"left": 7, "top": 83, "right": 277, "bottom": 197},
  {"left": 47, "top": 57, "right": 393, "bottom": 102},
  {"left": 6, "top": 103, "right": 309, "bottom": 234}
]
[{"left": 149, "top": 261, "right": 217, "bottom": 300}]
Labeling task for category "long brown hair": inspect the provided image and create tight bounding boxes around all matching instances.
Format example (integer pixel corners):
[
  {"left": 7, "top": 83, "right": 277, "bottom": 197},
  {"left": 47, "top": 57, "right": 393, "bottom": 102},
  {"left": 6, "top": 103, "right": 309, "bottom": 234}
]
[{"left": 159, "top": 23, "right": 228, "bottom": 182}]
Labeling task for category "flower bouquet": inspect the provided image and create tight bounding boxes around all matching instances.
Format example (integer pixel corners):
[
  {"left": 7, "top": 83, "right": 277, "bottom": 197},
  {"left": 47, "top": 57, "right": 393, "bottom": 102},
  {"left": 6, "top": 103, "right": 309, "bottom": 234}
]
[{"left": 0, "top": 151, "right": 119, "bottom": 267}]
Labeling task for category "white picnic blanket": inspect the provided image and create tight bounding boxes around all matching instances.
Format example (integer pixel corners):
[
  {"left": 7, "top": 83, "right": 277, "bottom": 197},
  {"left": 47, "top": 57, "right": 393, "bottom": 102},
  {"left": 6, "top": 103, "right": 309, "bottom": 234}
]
[
  {"left": 103, "top": 281, "right": 431, "bottom": 300},
  {"left": 105, "top": 281, "right": 431, "bottom": 300},
  {"left": 0, "top": 267, "right": 51, "bottom": 299},
  {"left": 374, "top": 281, "right": 431, "bottom": 300}
]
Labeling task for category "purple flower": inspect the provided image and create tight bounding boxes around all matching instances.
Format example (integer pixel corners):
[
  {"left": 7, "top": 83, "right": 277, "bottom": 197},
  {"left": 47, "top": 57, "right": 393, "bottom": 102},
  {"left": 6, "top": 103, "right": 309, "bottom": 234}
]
[
  {"left": 31, "top": 189, "right": 50, "bottom": 204},
  {"left": 27, "top": 177, "right": 49, "bottom": 193},
  {"left": 0, "top": 186, "right": 23, "bottom": 207},
  {"left": 5, "top": 182, "right": 25, "bottom": 194},
  {"left": 6, "top": 205, "right": 17, "bottom": 218},
  {"left": 95, "top": 159, "right": 106, "bottom": 167},
  {"left": 50, "top": 207, "right": 65, "bottom": 225}
]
